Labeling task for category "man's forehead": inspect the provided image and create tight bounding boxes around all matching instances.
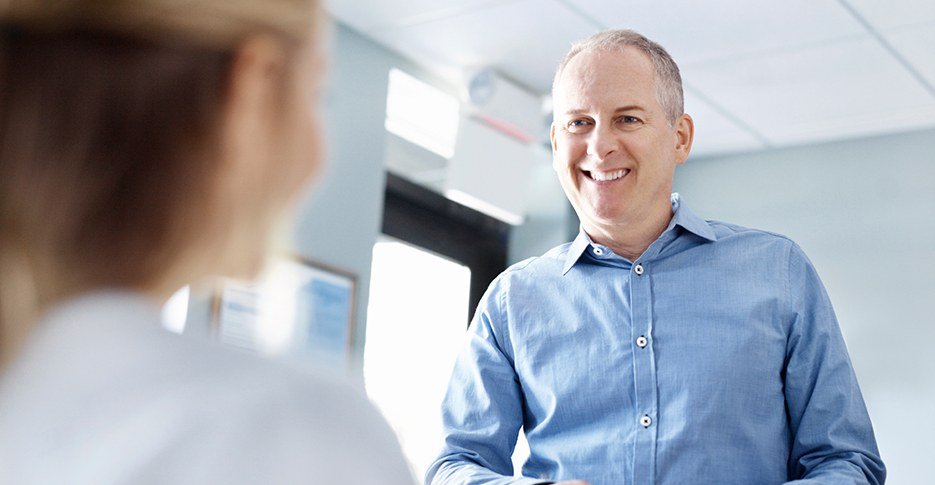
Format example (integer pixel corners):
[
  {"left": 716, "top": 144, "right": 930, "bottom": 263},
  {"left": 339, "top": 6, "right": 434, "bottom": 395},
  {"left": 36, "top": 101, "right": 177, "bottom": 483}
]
[
  {"left": 553, "top": 47, "right": 656, "bottom": 113},
  {"left": 561, "top": 47, "right": 653, "bottom": 85}
]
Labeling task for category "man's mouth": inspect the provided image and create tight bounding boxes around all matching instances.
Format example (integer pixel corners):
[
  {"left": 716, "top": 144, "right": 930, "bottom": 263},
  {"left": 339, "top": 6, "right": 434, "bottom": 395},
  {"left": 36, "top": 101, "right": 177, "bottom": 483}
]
[{"left": 583, "top": 168, "right": 630, "bottom": 181}]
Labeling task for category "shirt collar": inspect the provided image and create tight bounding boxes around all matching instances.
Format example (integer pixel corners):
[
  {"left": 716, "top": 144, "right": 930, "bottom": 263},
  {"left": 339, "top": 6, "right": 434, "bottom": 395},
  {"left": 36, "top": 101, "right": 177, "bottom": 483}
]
[
  {"left": 668, "top": 193, "right": 717, "bottom": 243},
  {"left": 561, "top": 193, "right": 716, "bottom": 275},
  {"left": 562, "top": 230, "right": 595, "bottom": 275}
]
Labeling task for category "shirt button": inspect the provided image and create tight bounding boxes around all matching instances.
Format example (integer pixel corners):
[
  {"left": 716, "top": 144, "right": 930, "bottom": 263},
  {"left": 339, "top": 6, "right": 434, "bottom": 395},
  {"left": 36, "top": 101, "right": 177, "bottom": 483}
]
[
  {"left": 593, "top": 247, "right": 604, "bottom": 256},
  {"left": 634, "top": 264, "right": 644, "bottom": 275},
  {"left": 636, "top": 336, "right": 648, "bottom": 348},
  {"left": 640, "top": 415, "right": 652, "bottom": 428}
]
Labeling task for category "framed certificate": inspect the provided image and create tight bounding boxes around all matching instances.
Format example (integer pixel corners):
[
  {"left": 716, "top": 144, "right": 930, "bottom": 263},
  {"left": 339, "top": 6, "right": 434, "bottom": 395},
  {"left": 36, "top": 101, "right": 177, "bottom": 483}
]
[{"left": 213, "top": 255, "right": 356, "bottom": 363}]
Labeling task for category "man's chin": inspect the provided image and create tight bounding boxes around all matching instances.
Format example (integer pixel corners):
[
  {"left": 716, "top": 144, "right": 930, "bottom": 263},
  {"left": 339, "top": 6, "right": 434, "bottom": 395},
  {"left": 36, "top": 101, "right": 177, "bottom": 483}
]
[
  {"left": 581, "top": 211, "right": 631, "bottom": 231},
  {"left": 588, "top": 203, "right": 631, "bottom": 222}
]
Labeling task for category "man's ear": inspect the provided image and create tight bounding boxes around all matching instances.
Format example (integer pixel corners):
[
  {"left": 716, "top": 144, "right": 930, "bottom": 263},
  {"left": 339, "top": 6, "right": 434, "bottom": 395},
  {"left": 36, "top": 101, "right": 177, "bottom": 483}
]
[
  {"left": 673, "top": 113, "right": 694, "bottom": 165},
  {"left": 550, "top": 122, "right": 562, "bottom": 172},
  {"left": 550, "top": 122, "right": 558, "bottom": 153}
]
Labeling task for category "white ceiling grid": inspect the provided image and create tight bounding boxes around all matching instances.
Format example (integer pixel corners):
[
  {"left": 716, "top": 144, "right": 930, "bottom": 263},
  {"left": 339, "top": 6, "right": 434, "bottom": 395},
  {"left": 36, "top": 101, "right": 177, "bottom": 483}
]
[{"left": 326, "top": 0, "right": 935, "bottom": 158}]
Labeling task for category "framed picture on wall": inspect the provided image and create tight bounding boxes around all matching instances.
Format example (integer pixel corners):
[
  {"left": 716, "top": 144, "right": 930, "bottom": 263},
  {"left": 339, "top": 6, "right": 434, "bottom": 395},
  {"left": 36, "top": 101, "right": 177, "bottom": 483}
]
[{"left": 212, "top": 255, "right": 357, "bottom": 364}]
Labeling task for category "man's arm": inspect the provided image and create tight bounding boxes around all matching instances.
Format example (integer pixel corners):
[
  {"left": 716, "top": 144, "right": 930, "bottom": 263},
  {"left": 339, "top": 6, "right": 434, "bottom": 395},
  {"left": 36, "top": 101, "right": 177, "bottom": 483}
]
[
  {"left": 425, "top": 280, "right": 550, "bottom": 485},
  {"left": 782, "top": 243, "right": 886, "bottom": 484}
]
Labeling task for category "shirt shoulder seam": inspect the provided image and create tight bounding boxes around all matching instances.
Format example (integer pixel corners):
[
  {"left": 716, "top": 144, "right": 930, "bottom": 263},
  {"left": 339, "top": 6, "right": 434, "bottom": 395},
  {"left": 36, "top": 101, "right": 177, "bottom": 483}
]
[{"left": 705, "top": 220, "right": 798, "bottom": 243}]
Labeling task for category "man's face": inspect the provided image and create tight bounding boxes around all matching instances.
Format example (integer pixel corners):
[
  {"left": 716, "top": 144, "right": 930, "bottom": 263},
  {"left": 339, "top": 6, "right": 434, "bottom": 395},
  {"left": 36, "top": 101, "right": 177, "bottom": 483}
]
[{"left": 551, "top": 47, "right": 692, "bottom": 232}]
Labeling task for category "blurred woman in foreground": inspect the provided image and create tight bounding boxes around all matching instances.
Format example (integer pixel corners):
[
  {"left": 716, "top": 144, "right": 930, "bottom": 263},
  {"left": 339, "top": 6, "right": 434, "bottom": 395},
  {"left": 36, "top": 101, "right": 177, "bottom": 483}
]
[{"left": 0, "top": 0, "right": 413, "bottom": 483}]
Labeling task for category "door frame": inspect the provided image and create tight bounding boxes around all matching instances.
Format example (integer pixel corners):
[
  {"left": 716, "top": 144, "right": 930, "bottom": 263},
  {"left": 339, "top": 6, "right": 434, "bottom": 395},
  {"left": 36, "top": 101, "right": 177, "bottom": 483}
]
[{"left": 380, "top": 172, "right": 509, "bottom": 326}]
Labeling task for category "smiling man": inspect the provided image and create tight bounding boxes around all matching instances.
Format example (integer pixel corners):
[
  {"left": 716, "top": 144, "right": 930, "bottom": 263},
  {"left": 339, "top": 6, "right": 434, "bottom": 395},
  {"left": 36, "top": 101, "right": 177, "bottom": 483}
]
[{"left": 425, "top": 30, "right": 885, "bottom": 485}]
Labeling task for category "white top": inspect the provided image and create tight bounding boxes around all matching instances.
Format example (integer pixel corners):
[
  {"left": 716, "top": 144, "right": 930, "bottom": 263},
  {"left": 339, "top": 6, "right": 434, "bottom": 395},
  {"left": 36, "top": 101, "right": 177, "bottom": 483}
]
[{"left": 0, "top": 291, "right": 415, "bottom": 484}]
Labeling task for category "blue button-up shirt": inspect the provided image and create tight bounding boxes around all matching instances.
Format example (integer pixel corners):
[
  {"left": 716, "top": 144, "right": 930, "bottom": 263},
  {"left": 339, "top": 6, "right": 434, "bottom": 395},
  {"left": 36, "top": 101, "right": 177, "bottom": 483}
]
[{"left": 426, "top": 195, "right": 884, "bottom": 485}]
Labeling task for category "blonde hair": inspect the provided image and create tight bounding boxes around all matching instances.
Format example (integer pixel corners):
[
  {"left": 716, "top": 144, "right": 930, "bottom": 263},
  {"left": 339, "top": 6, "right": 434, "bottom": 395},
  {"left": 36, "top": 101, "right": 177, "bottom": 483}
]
[
  {"left": 1, "top": 0, "right": 317, "bottom": 47},
  {"left": 553, "top": 29, "right": 684, "bottom": 125},
  {"left": 0, "top": 0, "right": 320, "bottom": 364}
]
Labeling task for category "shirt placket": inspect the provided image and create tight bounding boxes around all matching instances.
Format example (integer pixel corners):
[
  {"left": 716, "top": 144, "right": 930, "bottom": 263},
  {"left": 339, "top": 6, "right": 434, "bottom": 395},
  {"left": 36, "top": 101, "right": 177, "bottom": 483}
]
[{"left": 629, "top": 258, "right": 658, "bottom": 484}]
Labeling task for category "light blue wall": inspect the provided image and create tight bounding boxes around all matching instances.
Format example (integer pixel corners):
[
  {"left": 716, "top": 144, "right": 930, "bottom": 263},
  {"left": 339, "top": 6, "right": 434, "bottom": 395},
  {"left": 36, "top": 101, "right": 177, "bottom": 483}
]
[
  {"left": 290, "top": 23, "right": 392, "bottom": 372},
  {"left": 290, "top": 22, "right": 459, "bottom": 372},
  {"left": 674, "top": 127, "right": 935, "bottom": 484},
  {"left": 507, "top": 145, "right": 576, "bottom": 264}
]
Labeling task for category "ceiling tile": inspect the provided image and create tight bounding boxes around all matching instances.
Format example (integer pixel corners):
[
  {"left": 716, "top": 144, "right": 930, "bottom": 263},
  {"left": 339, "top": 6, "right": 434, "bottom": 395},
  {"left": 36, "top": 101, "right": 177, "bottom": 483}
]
[
  {"left": 684, "top": 36, "right": 935, "bottom": 146},
  {"left": 683, "top": 89, "right": 766, "bottom": 158},
  {"left": 844, "top": 0, "right": 935, "bottom": 30},
  {"left": 325, "top": 0, "right": 508, "bottom": 32},
  {"left": 364, "top": 0, "right": 596, "bottom": 94},
  {"left": 565, "top": 0, "right": 865, "bottom": 65},
  {"left": 884, "top": 22, "right": 935, "bottom": 87}
]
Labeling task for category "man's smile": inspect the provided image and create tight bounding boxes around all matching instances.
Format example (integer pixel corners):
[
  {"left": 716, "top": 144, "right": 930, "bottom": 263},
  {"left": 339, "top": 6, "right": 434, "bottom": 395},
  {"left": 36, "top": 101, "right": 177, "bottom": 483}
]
[{"left": 582, "top": 168, "right": 631, "bottom": 182}]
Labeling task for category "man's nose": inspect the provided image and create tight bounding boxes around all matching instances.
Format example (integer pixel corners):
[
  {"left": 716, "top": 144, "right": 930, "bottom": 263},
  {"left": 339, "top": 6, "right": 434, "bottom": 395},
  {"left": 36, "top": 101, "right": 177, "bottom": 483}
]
[{"left": 586, "top": 123, "right": 618, "bottom": 162}]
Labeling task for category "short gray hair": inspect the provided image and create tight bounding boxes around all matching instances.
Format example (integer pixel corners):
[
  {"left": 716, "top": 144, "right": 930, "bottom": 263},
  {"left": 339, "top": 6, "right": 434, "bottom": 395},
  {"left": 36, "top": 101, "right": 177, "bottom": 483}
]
[{"left": 552, "top": 29, "right": 684, "bottom": 125}]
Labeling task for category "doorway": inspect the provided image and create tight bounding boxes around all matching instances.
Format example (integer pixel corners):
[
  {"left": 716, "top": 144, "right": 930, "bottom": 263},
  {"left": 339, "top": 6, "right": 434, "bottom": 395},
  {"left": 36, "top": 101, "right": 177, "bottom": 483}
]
[{"left": 363, "top": 173, "right": 529, "bottom": 478}]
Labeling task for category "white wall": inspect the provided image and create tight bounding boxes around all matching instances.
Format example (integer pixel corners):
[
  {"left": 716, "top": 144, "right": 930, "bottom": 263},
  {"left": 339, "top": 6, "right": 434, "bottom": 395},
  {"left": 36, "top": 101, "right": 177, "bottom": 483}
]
[{"left": 674, "top": 127, "right": 935, "bottom": 484}]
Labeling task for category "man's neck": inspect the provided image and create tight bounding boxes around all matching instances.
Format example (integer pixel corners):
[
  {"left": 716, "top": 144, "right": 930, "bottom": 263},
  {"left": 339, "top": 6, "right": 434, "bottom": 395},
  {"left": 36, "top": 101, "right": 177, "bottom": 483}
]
[{"left": 583, "top": 201, "right": 674, "bottom": 262}]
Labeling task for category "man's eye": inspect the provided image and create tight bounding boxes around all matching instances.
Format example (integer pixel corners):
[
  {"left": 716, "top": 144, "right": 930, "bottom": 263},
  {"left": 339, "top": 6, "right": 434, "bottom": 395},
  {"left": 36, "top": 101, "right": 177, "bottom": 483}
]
[
  {"left": 567, "top": 120, "right": 591, "bottom": 130},
  {"left": 621, "top": 116, "right": 640, "bottom": 124}
]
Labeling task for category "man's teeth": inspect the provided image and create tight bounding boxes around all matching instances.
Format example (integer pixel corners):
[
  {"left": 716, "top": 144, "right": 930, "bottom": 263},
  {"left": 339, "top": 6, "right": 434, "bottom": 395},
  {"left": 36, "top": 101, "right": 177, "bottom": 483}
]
[{"left": 591, "top": 169, "right": 629, "bottom": 181}]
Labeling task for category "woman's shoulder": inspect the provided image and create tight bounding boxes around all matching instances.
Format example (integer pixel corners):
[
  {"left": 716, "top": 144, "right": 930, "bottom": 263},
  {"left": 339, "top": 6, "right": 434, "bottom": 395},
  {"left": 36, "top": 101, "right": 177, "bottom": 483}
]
[{"left": 0, "top": 290, "right": 415, "bottom": 484}]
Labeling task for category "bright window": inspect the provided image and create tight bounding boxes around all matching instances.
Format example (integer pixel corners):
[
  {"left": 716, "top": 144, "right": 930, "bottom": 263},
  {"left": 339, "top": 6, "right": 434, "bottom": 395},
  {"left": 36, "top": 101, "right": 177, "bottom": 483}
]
[
  {"left": 385, "top": 68, "right": 460, "bottom": 159},
  {"left": 364, "top": 237, "right": 530, "bottom": 478},
  {"left": 364, "top": 238, "right": 470, "bottom": 477},
  {"left": 161, "top": 285, "right": 190, "bottom": 334}
]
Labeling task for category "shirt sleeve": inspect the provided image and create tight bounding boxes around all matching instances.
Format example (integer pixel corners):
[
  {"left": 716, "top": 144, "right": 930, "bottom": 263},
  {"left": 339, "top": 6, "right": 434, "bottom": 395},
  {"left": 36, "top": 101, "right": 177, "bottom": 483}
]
[
  {"left": 781, "top": 243, "right": 886, "bottom": 484},
  {"left": 424, "top": 278, "right": 548, "bottom": 485}
]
